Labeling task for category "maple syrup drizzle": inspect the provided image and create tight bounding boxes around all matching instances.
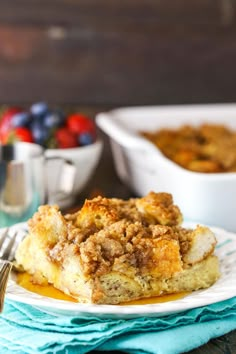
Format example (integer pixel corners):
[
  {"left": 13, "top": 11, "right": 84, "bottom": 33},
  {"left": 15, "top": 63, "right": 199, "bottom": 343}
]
[
  {"left": 17, "top": 272, "right": 77, "bottom": 302},
  {"left": 17, "top": 272, "right": 189, "bottom": 305}
]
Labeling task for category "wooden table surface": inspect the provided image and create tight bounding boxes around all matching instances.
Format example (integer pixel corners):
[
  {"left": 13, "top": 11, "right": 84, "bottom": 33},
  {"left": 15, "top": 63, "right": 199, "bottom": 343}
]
[{"left": 75, "top": 122, "right": 236, "bottom": 354}]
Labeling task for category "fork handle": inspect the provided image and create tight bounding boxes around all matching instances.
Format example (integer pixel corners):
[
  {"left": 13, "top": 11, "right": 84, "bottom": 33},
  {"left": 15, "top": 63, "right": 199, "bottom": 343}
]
[{"left": 0, "top": 261, "right": 13, "bottom": 312}]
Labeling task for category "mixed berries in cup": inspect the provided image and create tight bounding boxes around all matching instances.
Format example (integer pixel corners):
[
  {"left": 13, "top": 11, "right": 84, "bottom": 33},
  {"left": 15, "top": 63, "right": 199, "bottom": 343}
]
[{"left": 0, "top": 102, "right": 96, "bottom": 148}]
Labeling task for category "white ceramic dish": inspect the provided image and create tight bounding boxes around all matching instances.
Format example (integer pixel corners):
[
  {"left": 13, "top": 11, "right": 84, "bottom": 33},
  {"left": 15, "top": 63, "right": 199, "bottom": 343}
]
[
  {"left": 45, "top": 139, "right": 103, "bottom": 208},
  {"left": 5, "top": 222, "right": 236, "bottom": 319},
  {"left": 96, "top": 103, "right": 236, "bottom": 231}
]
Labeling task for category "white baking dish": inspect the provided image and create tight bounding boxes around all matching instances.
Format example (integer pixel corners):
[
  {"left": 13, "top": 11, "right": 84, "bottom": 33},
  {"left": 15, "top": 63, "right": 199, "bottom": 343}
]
[{"left": 96, "top": 103, "right": 236, "bottom": 232}]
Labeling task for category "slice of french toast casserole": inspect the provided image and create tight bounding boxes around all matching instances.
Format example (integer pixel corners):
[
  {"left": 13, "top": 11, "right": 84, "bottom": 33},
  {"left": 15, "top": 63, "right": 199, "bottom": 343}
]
[{"left": 15, "top": 192, "right": 220, "bottom": 304}]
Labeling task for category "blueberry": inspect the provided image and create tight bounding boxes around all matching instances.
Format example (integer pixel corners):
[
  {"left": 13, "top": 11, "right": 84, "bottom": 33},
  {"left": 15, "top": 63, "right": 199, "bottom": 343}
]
[
  {"left": 31, "top": 120, "right": 49, "bottom": 146},
  {"left": 44, "top": 111, "right": 65, "bottom": 129},
  {"left": 78, "top": 132, "right": 94, "bottom": 146},
  {"left": 30, "top": 102, "right": 48, "bottom": 116},
  {"left": 11, "top": 112, "right": 32, "bottom": 128}
]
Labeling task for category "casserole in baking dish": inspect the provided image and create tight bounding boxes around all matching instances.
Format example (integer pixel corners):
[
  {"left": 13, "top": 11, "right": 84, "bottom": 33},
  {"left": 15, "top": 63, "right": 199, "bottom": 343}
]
[{"left": 96, "top": 103, "right": 236, "bottom": 231}]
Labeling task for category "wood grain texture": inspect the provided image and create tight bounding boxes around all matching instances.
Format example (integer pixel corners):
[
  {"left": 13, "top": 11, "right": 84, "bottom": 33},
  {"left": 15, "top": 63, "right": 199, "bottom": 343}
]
[
  {"left": 0, "top": 0, "right": 227, "bottom": 25},
  {"left": 0, "top": 1, "right": 235, "bottom": 105}
]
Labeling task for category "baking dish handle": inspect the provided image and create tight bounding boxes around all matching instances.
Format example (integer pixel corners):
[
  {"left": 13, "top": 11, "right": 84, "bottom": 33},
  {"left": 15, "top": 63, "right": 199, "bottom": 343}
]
[{"left": 96, "top": 113, "right": 159, "bottom": 153}]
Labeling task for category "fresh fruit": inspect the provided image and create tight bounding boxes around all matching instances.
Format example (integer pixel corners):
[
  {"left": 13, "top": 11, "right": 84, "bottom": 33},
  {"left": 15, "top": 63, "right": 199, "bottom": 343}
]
[
  {"left": 67, "top": 114, "right": 96, "bottom": 135},
  {"left": 4, "top": 127, "right": 34, "bottom": 144},
  {"left": 0, "top": 103, "right": 97, "bottom": 148},
  {"left": 31, "top": 120, "right": 49, "bottom": 145},
  {"left": 55, "top": 127, "right": 78, "bottom": 149},
  {"left": 78, "top": 132, "right": 94, "bottom": 145},
  {"left": 30, "top": 102, "right": 48, "bottom": 116},
  {"left": 44, "top": 111, "right": 65, "bottom": 129},
  {"left": 11, "top": 112, "right": 32, "bottom": 128},
  {"left": 0, "top": 107, "right": 23, "bottom": 142},
  {"left": 14, "top": 127, "right": 34, "bottom": 143}
]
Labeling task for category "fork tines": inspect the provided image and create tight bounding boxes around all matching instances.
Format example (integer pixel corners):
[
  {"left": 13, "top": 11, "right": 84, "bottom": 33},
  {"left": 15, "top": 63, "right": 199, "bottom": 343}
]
[
  {"left": 0, "top": 229, "right": 18, "bottom": 261},
  {"left": 0, "top": 229, "right": 8, "bottom": 251},
  {"left": 0, "top": 261, "right": 13, "bottom": 312}
]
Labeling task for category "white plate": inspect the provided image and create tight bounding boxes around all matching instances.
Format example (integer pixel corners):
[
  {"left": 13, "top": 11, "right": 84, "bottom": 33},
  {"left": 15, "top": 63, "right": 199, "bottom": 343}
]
[{"left": 5, "top": 222, "right": 236, "bottom": 319}]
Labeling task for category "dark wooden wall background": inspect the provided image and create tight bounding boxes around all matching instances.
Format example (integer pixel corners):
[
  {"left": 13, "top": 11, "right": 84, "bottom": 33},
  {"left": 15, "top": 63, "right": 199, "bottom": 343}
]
[{"left": 0, "top": 0, "right": 236, "bottom": 106}]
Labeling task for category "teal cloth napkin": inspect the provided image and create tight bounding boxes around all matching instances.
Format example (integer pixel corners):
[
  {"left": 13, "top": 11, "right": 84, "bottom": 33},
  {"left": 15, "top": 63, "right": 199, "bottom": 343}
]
[{"left": 0, "top": 297, "right": 236, "bottom": 354}]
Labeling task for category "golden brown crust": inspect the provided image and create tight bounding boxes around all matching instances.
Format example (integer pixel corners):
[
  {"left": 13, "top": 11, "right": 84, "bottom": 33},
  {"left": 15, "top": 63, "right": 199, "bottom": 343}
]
[
  {"left": 136, "top": 192, "right": 183, "bottom": 226},
  {"left": 15, "top": 192, "right": 220, "bottom": 304},
  {"left": 141, "top": 123, "right": 236, "bottom": 173}
]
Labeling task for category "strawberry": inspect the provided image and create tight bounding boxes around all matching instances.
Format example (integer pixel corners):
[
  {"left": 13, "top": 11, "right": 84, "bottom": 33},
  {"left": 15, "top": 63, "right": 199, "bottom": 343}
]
[
  {"left": 55, "top": 127, "right": 78, "bottom": 149},
  {"left": 0, "top": 107, "right": 23, "bottom": 142},
  {"left": 66, "top": 113, "right": 96, "bottom": 137},
  {"left": 14, "top": 127, "right": 34, "bottom": 143},
  {"left": 3, "top": 127, "right": 34, "bottom": 143}
]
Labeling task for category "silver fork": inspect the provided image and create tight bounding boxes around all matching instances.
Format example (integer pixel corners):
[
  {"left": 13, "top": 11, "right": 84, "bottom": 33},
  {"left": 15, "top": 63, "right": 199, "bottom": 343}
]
[{"left": 0, "top": 229, "right": 18, "bottom": 312}]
